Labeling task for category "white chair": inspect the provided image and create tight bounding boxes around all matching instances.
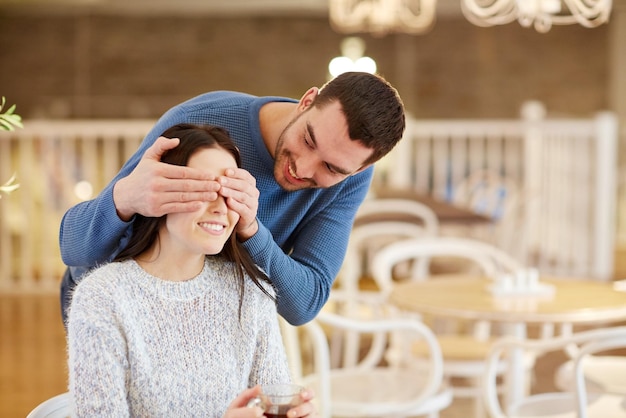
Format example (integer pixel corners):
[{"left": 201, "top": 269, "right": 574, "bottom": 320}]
[
  {"left": 26, "top": 392, "right": 71, "bottom": 418},
  {"left": 340, "top": 197, "right": 440, "bottom": 294},
  {"left": 370, "top": 236, "right": 522, "bottom": 297},
  {"left": 340, "top": 220, "right": 438, "bottom": 296},
  {"left": 354, "top": 198, "right": 441, "bottom": 233},
  {"left": 335, "top": 199, "right": 439, "bottom": 368},
  {"left": 370, "top": 236, "right": 526, "bottom": 418},
  {"left": 483, "top": 326, "right": 626, "bottom": 418},
  {"left": 280, "top": 294, "right": 453, "bottom": 418},
  {"left": 553, "top": 330, "right": 626, "bottom": 396}
]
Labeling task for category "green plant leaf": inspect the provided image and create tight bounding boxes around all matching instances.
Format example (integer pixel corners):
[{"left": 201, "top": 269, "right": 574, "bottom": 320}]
[
  {"left": 0, "top": 113, "right": 23, "bottom": 130},
  {"left": 0, "top": 118, "right": 15, "bottom": 131},
  {"left": 0, "top": 97, "right": 23, "bottom": 131}
]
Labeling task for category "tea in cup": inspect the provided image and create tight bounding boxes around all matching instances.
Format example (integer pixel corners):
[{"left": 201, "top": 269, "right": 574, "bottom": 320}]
[{"left": 247, "top": 383, "right": 303, "bottom": 418}]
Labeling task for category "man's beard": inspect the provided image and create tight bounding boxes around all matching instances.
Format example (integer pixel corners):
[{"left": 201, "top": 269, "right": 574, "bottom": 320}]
[{"left": 272, "top": 116, "right": 317, "bottom": 191}]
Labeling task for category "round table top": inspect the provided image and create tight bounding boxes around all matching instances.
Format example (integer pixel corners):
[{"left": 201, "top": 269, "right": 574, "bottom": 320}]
[{"left": 388, "top": 276, "right": 626, "bottom": 324}]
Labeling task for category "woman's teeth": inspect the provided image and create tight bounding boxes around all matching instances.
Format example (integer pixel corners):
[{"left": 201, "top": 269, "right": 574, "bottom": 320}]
[{"left": 199, "top": 222, "right": 224, "bottom": 231}]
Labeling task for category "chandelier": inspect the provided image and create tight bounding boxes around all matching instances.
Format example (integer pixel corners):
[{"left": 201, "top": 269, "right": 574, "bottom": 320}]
[
  {"left": 328, "top": 0, "right": 612, "bottom": 34},
  {"left": 329, "top": 0, "right": 437, "bottom": 35},
  {"left": 461, "top": 0, "right": 612, "bottom": 32}
]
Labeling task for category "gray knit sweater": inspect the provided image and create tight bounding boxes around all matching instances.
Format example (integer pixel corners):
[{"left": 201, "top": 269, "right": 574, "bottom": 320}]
[{"left": 67, "top": 257, "right": 291, "bottom": 417}]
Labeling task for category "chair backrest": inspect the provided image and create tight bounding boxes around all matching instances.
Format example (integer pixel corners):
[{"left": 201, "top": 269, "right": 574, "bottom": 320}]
[
  {"left": 483, "top": 326, "right": 626, "bottom": 418},
  {"left": 340, "top": 221, "right": 438, "bottom": 294},
  {"left": 26, "top": 392, "right": 71, "bottom": 418},
  {"left": 339, "top": 198, "right": 440, "bottom": 295},
  {"left": 370, "top": 236, "right": 523, "bottom": 297},
  {"left": 281, "top": 294, "right": 446, "bottom": 418}
]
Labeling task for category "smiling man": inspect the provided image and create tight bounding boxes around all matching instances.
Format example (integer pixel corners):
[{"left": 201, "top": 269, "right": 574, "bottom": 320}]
[{"left": 58, "top": 72, "right": 406, "bottom": 326}]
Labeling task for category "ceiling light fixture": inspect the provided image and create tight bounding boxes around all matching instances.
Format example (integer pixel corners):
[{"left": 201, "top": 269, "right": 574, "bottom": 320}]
[
  {"left": 328, "top": 0, "right": 612, "bottom": 34},
  {"left": 329, "top": 0, "right": 437, "bottom": 35},
  {"left": 461, "top": 0, "right": 612, "bottom": 32}
]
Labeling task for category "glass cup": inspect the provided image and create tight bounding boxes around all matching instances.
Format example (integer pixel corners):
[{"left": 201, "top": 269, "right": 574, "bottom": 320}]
[{"left": 247, "top": 383, "right": 304, "bottom": 418}]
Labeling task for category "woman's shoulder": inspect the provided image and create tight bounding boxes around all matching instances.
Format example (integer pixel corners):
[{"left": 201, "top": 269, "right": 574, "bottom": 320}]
[{"left": 73, "top": 260, "right": 136, "bottom": 299}]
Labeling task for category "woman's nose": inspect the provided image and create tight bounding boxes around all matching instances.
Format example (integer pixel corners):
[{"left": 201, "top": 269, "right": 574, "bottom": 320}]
[{"left": 207, "top": 195, "right": 228, "bottom": 213}]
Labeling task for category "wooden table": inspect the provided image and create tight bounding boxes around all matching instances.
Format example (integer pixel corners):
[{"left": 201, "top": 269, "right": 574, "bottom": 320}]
[
  {"left": 388, "top": 275, "right": 626, "bottom": 408},
  {"left": 390, "top": 276, "right": 626, "bottom": 324},
  {"left": 372, "top": 188, "right": 492, "bottom": 225}
]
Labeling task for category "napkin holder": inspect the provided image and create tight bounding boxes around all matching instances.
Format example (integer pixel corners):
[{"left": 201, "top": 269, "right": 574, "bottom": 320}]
[{"left": 487, "top": 269, "right": 555, "bottom": 298}]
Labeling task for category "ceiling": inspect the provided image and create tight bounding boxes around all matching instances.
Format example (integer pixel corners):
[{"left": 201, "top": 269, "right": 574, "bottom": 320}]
[
  {"left": 0, "top": 0, "right": 462, "bottom": 17},
  {"left": 0, "top": 0, "right": 324, "bottom": 15}
]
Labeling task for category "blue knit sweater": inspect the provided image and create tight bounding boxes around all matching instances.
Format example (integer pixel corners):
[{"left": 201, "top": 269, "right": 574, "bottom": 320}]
[{"left": 59, "top": 91, "right": 373, "bottom": 325}]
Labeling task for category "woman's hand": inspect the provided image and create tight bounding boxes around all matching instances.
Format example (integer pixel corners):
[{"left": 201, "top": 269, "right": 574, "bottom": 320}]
[
  {"left": 223, "top": 386, "right": 318, "bottom": 418},
  {"left": 288, "top": 387, "right": 318, "bottom": 417},
  {"left": 223, "top": 386, "right": 264, "bottom": 418}
]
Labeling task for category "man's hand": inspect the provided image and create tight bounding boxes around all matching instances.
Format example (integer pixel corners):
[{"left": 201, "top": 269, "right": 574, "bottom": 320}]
[
  {"left": 218, "top": 167, "right": 260, "bottom": 241},
  {"left": 113, "top": 136, "right": 221, "bottom": 221}
]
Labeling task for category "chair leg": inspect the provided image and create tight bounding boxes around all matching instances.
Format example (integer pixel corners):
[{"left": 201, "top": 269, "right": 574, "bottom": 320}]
[
  {"left": 463, "top": 377, "right": 486, "bottom": 418},
  {"left": 473, "top": 394, "right": 486, "bottom": 418}
]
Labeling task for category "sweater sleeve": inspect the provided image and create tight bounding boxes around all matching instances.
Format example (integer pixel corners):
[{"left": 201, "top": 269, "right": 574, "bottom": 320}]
[
  {"left": 243, "top": 169, "right": 372, "bottom": 326},
  {"left": 67, "top": 272, "right": 131, "bottom": 417}
]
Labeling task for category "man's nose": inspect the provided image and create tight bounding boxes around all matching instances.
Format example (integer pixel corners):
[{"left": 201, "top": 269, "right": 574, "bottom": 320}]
[{"left": 294, "top": 156, "right": 318, "bottom": 180}]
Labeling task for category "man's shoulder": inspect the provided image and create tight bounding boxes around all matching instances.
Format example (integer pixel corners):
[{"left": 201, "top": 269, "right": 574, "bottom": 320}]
[
  {"left": 181, "top": 91, "right": 258, "bottom": 108},
  {"left": 180, "top": 91, "right": 296, "bottom": 110}
]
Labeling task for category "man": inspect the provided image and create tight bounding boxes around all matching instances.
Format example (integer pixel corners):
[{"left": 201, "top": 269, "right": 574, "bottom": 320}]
[{"left": 59, "top": 71, "right": 405, "bottom": 326}]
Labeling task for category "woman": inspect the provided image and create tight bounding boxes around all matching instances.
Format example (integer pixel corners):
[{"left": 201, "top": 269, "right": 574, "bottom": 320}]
[{"left": 67, "top": 123, "right": 316, "bottom": 417}]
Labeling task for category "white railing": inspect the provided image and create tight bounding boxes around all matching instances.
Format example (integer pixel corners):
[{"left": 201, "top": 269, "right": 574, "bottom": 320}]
[
  {"left": 0, "top": 120, "right": 154, "bottom": 293},
  {"left": 375, "top": 101, "right": 618, "bottom": 281},
  {"left": 0, "top": 103, "right": 619, "bottom": 293}
]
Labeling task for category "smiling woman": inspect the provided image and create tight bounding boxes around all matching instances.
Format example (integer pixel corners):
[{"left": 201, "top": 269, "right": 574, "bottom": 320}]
[{"left": 64, "top": 123, "right": 319, "bottom": 418}]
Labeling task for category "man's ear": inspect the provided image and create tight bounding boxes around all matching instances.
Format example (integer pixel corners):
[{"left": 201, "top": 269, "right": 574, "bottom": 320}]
[
  {"left": 352, "top": 163, "right": 374, "bottom": 175},
  {"left": 297, "top": 87, "right": 319, "bottom": 112}
]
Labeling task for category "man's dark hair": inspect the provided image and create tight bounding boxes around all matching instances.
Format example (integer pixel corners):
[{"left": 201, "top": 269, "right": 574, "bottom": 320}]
[{"left": 313, "top": 71, "right": 406, "bottom": 166}]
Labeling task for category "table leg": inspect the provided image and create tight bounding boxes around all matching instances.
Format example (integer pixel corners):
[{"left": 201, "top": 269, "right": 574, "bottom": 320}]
[{"left": 504, "top": 322, "right": 528, "bottom": 414}]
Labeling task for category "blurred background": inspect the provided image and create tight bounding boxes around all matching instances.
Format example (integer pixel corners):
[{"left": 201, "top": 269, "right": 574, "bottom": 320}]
[
  {"left": 0, "top": 0, "right": 624, "bottom": 120},
  {"left": 1, "top": 0, "right": 625, "bottom": 283},
  {"left": 1, "top": 0, "right": 625, "bottom": 416}
]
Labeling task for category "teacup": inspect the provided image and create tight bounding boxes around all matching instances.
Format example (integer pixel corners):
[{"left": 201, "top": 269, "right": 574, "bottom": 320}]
[{"left": 247, "top": 383, "right": 304, "bottom": 418}]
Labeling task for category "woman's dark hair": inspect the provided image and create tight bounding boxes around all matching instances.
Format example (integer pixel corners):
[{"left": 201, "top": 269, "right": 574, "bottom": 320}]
[{"left": 114, "top": 123, "right": 275, "bottom": 311}]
